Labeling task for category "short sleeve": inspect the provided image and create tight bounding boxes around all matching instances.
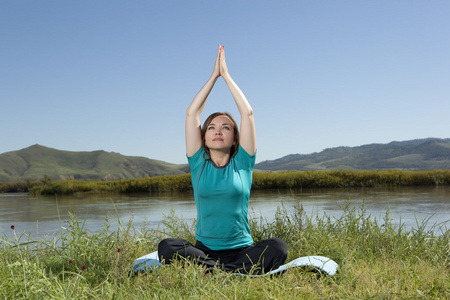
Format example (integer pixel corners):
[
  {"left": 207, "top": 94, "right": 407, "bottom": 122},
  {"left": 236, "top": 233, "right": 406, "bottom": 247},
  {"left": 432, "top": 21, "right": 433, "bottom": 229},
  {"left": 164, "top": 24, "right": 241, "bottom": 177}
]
[
  {"left": 234, "top": 145, "right": 256, "bottom": 171},
  {"left": 187, "top": 147, "right": 206, "bottom": 172}
]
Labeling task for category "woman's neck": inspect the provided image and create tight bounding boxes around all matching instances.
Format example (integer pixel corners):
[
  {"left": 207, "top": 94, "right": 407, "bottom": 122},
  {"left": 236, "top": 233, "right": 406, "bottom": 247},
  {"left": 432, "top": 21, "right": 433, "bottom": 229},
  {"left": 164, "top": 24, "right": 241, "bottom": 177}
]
[{"left": 209, "top": 150, "right": 230, "bottom": 167}]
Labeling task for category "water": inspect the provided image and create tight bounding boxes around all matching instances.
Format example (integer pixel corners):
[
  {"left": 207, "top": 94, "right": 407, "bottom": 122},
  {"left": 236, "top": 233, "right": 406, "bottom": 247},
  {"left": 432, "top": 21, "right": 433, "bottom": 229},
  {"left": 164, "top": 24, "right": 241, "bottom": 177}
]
[{"left": 1, "top": 186, "right": 449, "bottom": 241}]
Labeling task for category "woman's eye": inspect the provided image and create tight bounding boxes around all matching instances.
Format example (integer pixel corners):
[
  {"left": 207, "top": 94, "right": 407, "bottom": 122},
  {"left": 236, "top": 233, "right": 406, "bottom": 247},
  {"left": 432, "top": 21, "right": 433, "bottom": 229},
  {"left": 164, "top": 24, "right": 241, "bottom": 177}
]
[
  {"left": 207, "top": 126, "right": 214, "bottom": 130},
  {"left": 223, "top": 126, "right": 230, "bottom": 130}
]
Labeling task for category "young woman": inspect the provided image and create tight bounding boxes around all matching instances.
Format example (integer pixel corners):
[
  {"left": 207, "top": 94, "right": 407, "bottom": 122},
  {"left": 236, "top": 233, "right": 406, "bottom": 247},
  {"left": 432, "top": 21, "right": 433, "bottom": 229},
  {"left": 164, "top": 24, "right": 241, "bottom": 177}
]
[{"left": 158, "top": 45, "right": 287, "bottom": 274}]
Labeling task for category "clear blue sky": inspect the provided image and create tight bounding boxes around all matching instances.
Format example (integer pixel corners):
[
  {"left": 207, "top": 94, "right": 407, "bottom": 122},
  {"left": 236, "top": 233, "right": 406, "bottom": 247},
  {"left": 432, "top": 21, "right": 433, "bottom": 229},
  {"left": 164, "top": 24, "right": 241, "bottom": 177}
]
[{"left": 1, "top": 1, "right": 449, "bottom": 164}]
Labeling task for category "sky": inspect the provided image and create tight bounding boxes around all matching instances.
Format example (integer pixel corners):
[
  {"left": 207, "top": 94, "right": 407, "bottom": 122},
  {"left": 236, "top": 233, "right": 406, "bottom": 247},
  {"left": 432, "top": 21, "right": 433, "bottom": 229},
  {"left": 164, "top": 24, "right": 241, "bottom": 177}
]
[{"left": 1, "top": 1, "right": 449, "bottom": 164}]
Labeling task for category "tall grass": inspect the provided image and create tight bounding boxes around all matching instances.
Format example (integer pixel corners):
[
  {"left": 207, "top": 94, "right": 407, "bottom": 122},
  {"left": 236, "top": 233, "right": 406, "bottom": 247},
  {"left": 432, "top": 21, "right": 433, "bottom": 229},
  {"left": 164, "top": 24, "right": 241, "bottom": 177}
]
[
  {"left": 0, "top": 178, "right": 43, "bottom": 193},
  {"left": 26, "top": 174, "right": 193, "bottom": 195},
  {"left": 1, "top": 201, "right": 448, "bottom": 299},
  {"left": 10, "top": 169, "right": 450, "bottom": 195},
  {"left": 252, "top": 169, "right": 450, "bottom": 189}
]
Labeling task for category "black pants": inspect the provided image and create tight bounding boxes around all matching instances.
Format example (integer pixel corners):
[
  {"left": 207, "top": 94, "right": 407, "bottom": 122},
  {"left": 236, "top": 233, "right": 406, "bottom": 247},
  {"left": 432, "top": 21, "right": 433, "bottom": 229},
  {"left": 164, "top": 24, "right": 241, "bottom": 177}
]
[{"left": 157, "top": 238, "right": 288, "bottom": 275}]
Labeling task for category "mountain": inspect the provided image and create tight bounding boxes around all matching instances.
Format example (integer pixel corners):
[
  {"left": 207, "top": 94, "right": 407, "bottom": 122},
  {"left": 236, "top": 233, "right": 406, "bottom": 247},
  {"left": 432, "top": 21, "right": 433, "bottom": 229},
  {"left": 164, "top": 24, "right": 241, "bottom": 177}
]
[
  {"left": 2, "top": 138, "right": 449, "bottom": 182},
  {"left": 0, "top": 144, "right": 188, "bottom": 182},
  {"left": 255, "top": 138, "right": 450, "bottom": 171}
]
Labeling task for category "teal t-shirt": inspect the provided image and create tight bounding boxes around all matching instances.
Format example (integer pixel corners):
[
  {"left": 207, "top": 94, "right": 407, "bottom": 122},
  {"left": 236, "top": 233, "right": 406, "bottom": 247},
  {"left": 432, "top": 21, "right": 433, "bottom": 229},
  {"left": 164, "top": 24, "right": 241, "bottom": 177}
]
[{"left": 188, "top": 145, "right": 256, "bottom": 250}]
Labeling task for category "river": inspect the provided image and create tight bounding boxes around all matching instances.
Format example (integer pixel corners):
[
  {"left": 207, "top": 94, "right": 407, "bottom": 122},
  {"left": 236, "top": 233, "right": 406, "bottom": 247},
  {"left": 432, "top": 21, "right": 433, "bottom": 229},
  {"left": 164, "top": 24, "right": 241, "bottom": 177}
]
[{"left": 1, "top": 186, "right": 449, "bottom": 241}]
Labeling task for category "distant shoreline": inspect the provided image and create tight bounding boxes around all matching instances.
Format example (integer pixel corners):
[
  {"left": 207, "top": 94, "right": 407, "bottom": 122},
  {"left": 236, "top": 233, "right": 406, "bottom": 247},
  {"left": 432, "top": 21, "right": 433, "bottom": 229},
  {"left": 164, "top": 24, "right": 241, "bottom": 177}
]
[{"left": 2, "top": 169, "right": 450, "bottom": 195}]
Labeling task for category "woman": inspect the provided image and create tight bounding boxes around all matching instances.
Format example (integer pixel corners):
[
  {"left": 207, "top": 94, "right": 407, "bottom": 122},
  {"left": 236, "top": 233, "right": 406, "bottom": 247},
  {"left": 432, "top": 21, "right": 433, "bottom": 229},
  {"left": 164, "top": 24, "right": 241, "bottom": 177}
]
[{"left": 158, "top": 45, "right": 287, "bottom": 274}]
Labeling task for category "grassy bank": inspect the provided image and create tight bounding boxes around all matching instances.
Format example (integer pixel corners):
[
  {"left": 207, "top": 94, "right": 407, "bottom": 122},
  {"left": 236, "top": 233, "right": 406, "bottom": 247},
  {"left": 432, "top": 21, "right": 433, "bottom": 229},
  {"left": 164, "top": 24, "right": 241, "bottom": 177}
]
[
  {"left": 0, "top": 177, "right": 48, "bottom": 193},
  {"left": 5, "top": 169, "right": 449, "bottom": 195},
  {"left": 1, "top": 203, "right": 449, "bottom": 299}
]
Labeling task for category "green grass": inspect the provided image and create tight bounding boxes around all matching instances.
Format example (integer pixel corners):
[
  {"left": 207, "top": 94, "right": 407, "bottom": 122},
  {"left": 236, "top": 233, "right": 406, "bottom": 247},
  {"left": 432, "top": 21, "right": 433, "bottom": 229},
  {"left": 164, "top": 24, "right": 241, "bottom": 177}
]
[
  {"left": 1, "top": 201, "right": 449, "bottom": 299},
  {"left": 4, "top": 169, "right": 448, "bottom": 195}
]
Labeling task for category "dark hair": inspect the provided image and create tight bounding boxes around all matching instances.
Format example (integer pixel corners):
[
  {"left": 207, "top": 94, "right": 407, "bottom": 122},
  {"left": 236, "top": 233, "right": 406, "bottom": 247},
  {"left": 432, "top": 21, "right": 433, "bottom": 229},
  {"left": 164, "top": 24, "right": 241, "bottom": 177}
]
[{"left": 201, "top": 112, "right": 240, "bottom": 159}]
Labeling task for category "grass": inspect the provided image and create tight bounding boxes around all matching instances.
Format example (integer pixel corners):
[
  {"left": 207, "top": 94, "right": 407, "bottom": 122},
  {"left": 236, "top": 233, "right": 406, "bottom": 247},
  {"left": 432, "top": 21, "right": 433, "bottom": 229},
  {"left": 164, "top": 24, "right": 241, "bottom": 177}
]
[
  {"left": 1, "top": 201, "right": 449, "bottom": 299},
  {"left": 2, "top": 169, "right": 449, "bottom": 195}
]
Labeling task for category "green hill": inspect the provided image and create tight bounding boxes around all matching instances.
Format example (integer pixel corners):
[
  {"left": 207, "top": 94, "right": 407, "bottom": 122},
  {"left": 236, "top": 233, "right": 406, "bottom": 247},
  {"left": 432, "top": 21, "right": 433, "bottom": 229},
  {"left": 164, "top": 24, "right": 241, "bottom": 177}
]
[
  {"left": 2, "top": 138, "right": 449, "bottom": 182},
  {"left": 0, "top": 144, "right": 188, "bottom": 182},
  {"left": 255, "top": 138, "right": 450, "bottom": 171}
]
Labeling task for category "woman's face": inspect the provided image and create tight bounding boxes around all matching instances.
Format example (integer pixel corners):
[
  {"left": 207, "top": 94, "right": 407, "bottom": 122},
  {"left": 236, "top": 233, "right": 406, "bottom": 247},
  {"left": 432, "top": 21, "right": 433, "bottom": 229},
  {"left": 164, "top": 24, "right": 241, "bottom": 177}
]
[{"left": 204, "top": 115, "right": 235, "bottom": 153}]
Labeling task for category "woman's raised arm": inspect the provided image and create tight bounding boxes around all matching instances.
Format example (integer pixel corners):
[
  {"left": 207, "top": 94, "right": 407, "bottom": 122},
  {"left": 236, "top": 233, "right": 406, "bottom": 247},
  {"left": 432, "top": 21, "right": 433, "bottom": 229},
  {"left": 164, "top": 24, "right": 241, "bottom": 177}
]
[
  {"left": 219, "top": 47, "right": 256, "bottom": 155},
  {"left": 185, "top": 46, "right": 221, "bottom": 156}
]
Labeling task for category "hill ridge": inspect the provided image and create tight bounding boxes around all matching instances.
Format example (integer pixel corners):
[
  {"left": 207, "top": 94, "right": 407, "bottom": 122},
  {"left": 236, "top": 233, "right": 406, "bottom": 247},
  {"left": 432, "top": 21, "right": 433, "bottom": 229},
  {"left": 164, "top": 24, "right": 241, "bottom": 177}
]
[
  {"left": 0, "top": 145, "right": 188, "bottom": 182},
  {"left": 255, "top": 138, "right": 450, "bottom": 171},
  {"left": 1, "top": 138, "right": 449, "bottom": 182}
]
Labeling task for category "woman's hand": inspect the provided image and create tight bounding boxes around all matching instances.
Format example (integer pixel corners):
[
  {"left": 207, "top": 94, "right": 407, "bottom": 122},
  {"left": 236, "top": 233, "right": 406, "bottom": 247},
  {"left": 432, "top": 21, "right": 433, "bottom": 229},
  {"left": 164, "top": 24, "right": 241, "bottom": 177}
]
[
  {"left": 211, "top": 45, "right": 221, "bottom": 79},
  {"left": 218, "top": 45, "right": 256, "bottom": 155},
  {"left": 219, "top": 45, "right": 230, "bottom": 79}
]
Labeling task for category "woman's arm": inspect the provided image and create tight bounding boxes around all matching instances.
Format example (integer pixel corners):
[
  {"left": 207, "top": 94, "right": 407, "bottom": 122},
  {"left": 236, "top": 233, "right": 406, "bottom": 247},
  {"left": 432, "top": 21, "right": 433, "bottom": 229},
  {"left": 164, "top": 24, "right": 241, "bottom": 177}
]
[
  {"left": 220, "top": 47, "right": 256, "bottom": 155},
  {"left": 185, "top": 46, "right": 221, "bottom": 156}
]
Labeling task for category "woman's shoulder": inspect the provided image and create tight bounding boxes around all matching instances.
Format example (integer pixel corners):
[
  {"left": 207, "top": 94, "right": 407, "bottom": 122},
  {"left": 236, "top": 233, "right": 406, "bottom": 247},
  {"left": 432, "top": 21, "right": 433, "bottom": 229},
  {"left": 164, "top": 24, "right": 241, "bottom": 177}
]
[
  {"left": 187, "top": 147, "right": 207, "bottom": 170},
  {"left": 233, "top": 145, "right": 256, "bottom": 169}
]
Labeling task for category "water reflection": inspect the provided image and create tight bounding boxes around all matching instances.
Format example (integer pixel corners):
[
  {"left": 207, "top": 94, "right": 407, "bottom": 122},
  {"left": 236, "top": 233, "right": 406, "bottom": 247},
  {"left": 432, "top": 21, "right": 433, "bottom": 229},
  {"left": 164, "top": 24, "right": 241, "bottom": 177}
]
[{"left": 1, "top": 186, "right": 449, "bottom": 241}]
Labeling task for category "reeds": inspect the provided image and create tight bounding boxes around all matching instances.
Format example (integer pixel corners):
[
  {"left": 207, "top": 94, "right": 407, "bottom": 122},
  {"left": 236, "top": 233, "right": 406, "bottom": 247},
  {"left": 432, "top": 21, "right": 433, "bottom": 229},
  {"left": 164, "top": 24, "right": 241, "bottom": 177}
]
[
  {"left": 11, "top": 169, "right": 450, "bottom": 195},
  {"left": 252, "top": 169, "right": 450, "bottom": 189},
  {"left": 1, "top": 201, "right": 448, "bottom": 299}
]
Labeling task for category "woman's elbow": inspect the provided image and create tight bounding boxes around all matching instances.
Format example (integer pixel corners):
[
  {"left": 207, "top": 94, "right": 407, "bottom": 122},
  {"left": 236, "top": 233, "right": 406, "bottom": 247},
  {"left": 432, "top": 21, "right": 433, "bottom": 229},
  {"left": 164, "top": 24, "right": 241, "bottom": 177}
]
[
  {"left": 186, "top": 107, "right": 197, "bottom": 118},
  {"left": 246, "top": 108, "right": 254, "bottom": 118}
]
